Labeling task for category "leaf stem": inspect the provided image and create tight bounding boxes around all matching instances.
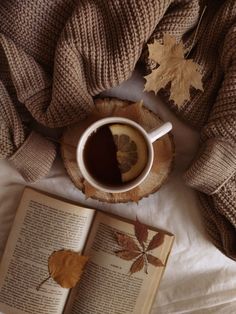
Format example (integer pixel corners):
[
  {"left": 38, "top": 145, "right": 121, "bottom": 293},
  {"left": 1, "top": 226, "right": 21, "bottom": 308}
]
[
  {"left": 36, "top": 275, "right": 51, "bottom": 291},
  {"left": 185, "top": 5, "right": 207, "bottom": 58},
  {"left": 144, "top": 253, "right": 148, "bottom": 274}
]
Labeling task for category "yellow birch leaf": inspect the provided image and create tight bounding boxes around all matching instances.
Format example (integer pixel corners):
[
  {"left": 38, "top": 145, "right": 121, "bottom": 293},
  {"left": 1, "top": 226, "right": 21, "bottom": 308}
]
[
  {"left": 144, "top": 34, "right": 203, "bottom": 107},
  {"left": 48, "top": 250, "right": 89, "bottom": 288}
]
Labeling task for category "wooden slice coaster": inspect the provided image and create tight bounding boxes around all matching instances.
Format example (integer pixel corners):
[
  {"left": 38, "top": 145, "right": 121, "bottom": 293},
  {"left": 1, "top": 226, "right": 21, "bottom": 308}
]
[{"left": 61, "top": 98, "right": 175, "bottom": 203}]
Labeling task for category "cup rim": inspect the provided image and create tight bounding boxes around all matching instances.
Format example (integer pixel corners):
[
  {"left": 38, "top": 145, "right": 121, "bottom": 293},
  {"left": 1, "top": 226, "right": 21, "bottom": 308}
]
[{"left": 76, "top": 117, "right": 154, "bottom": 193}]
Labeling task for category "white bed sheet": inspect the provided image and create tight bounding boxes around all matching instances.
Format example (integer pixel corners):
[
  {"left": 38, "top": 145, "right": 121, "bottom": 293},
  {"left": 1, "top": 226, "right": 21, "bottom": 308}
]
[{"left": 0, "top": 70, "right": 236, "bottom": 314}]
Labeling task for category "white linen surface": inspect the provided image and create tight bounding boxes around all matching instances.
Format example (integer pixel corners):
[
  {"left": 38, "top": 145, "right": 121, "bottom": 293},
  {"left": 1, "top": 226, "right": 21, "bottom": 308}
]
[{"left": 0, "top": 71, "right": 236, "bottom": 314}]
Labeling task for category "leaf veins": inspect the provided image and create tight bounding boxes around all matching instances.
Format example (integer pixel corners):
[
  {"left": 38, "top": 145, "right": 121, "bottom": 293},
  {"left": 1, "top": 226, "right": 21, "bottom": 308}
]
[
  {"left": 37, "top": 250, "right": 89, "bottom": 290},
  {"left": 48, "top": 250, "right": 89, "bottom": 288},
  {"left": 147, "top": 232, "right": 164, "bottom": 251},
  {"left": 144, "top": 33, "right": 203, "bottom": 107},
  {"left": 130, "top": 255, "right": 145, "bottom": 274},
  {"left": 146, "top": 254, "right": 164, "bottom": 267}
]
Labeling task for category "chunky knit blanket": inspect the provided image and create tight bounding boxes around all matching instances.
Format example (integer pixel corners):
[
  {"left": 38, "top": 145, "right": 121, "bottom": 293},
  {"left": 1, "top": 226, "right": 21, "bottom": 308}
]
[{"left": 0, "top": 0, "right": 235, "bottom": 260}]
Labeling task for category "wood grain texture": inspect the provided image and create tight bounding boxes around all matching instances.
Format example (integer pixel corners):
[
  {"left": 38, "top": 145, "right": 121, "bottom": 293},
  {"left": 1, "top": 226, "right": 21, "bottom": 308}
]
[{"left": 61, "top": 98, "right": 174, "bottom": 203}]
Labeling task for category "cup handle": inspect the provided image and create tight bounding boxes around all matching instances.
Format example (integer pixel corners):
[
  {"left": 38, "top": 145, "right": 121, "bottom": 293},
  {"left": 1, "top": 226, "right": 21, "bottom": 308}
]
[{"left": 148, "top": 122, "right": 172, "bottom": 143}]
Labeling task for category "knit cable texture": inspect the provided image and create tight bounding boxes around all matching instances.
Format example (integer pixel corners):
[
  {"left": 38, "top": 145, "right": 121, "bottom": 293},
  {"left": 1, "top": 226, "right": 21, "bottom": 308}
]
[
  {"left": 147, "top": 0, "right": 236, "bottom": 259},
  {"left": 0, "top": 0, "right": 235, "bottom": 260}
]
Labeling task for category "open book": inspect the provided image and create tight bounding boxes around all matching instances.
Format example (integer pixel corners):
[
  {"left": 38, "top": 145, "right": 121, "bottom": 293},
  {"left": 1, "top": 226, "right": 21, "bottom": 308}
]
[{"left": 0, "top": 188, "right": 174, "bottom": 314}]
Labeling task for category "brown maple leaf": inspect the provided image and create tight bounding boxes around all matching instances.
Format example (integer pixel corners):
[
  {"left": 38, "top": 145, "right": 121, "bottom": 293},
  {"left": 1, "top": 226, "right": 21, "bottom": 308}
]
[
  {"left": 115, "top": 218, "right": 165, "bottom": 274},
  {"left": 144, "top": 33, "right": 203, "bottom": 107}
]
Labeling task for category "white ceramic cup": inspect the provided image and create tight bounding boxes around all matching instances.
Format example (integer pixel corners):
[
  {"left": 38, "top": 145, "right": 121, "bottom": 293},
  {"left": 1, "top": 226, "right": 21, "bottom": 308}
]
[{"left": 77, "top": 117, "right": 172, "bottom": 193}]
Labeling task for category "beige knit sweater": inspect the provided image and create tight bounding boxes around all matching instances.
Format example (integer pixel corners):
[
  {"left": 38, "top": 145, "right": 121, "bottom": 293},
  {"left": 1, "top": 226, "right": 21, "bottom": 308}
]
[{"left": 0, "top": 0, "right": 235, "bottom": 260}]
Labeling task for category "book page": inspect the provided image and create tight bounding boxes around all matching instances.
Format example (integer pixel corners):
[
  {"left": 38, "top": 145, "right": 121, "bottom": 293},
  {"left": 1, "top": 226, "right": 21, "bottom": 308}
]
[
  {"left": 65, "top": 212, "right": 174, "bottom": 314},
  {"left": 0, "top": 188, "right": 95, "bottom": 314}
]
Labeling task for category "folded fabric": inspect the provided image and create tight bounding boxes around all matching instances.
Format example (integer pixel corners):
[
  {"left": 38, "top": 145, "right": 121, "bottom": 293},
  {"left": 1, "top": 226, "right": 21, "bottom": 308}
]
[
  {"left": 146, "top": 0, "right": 236, "bottom": 259},
  {"left": 0, "top": 0, "right": 235, "bottom": 260},
  {"left": 0, "top": 0, "right": 198, "bottom": 177}
]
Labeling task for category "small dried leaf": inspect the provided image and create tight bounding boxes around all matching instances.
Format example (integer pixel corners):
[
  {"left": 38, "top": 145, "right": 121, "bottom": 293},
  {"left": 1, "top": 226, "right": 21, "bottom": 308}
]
[
  {"left": 116, "top": 250, "right": 141, "bottom": 260},
  {"left": 83, "top": 180, "right": 97, "bottom": 198},
  {"left": 115, "top": 232, "right": 141, "bottom": 252},
  {"left": 113, "top": 102, "right": 142, "bottom": 124},
  {"left": 147, "top": 232, "right": 164, "bottom": 251},
  {"left": 144, "top": 34, "right": 203, "bottom": 107},
  {"left": 134, "top": 217, "right": 148, "bottom": 246},
  {"left": 48, "top": 250, "right": 89, "bottom": 288},
  {"left": 130, "top": 255, "right": 145, "bottom": 274},
  {"left": 146, "top": 254, "right": 164, "bottom": 267},
  {"left": 128, "top": 187, "right": 141, "bottom": 203}
]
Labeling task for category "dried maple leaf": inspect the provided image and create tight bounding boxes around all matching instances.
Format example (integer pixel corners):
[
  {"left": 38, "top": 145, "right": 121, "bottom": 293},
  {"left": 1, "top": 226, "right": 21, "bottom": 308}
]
[
  {"left": 144, "top": 33, "right": 203, "bottom": 107},
  {"left": 48, "top": 250, "right": 89, "bottom": 288},
  {"left": 115, "top": 218, "right": 165, "bottom": 274}
]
